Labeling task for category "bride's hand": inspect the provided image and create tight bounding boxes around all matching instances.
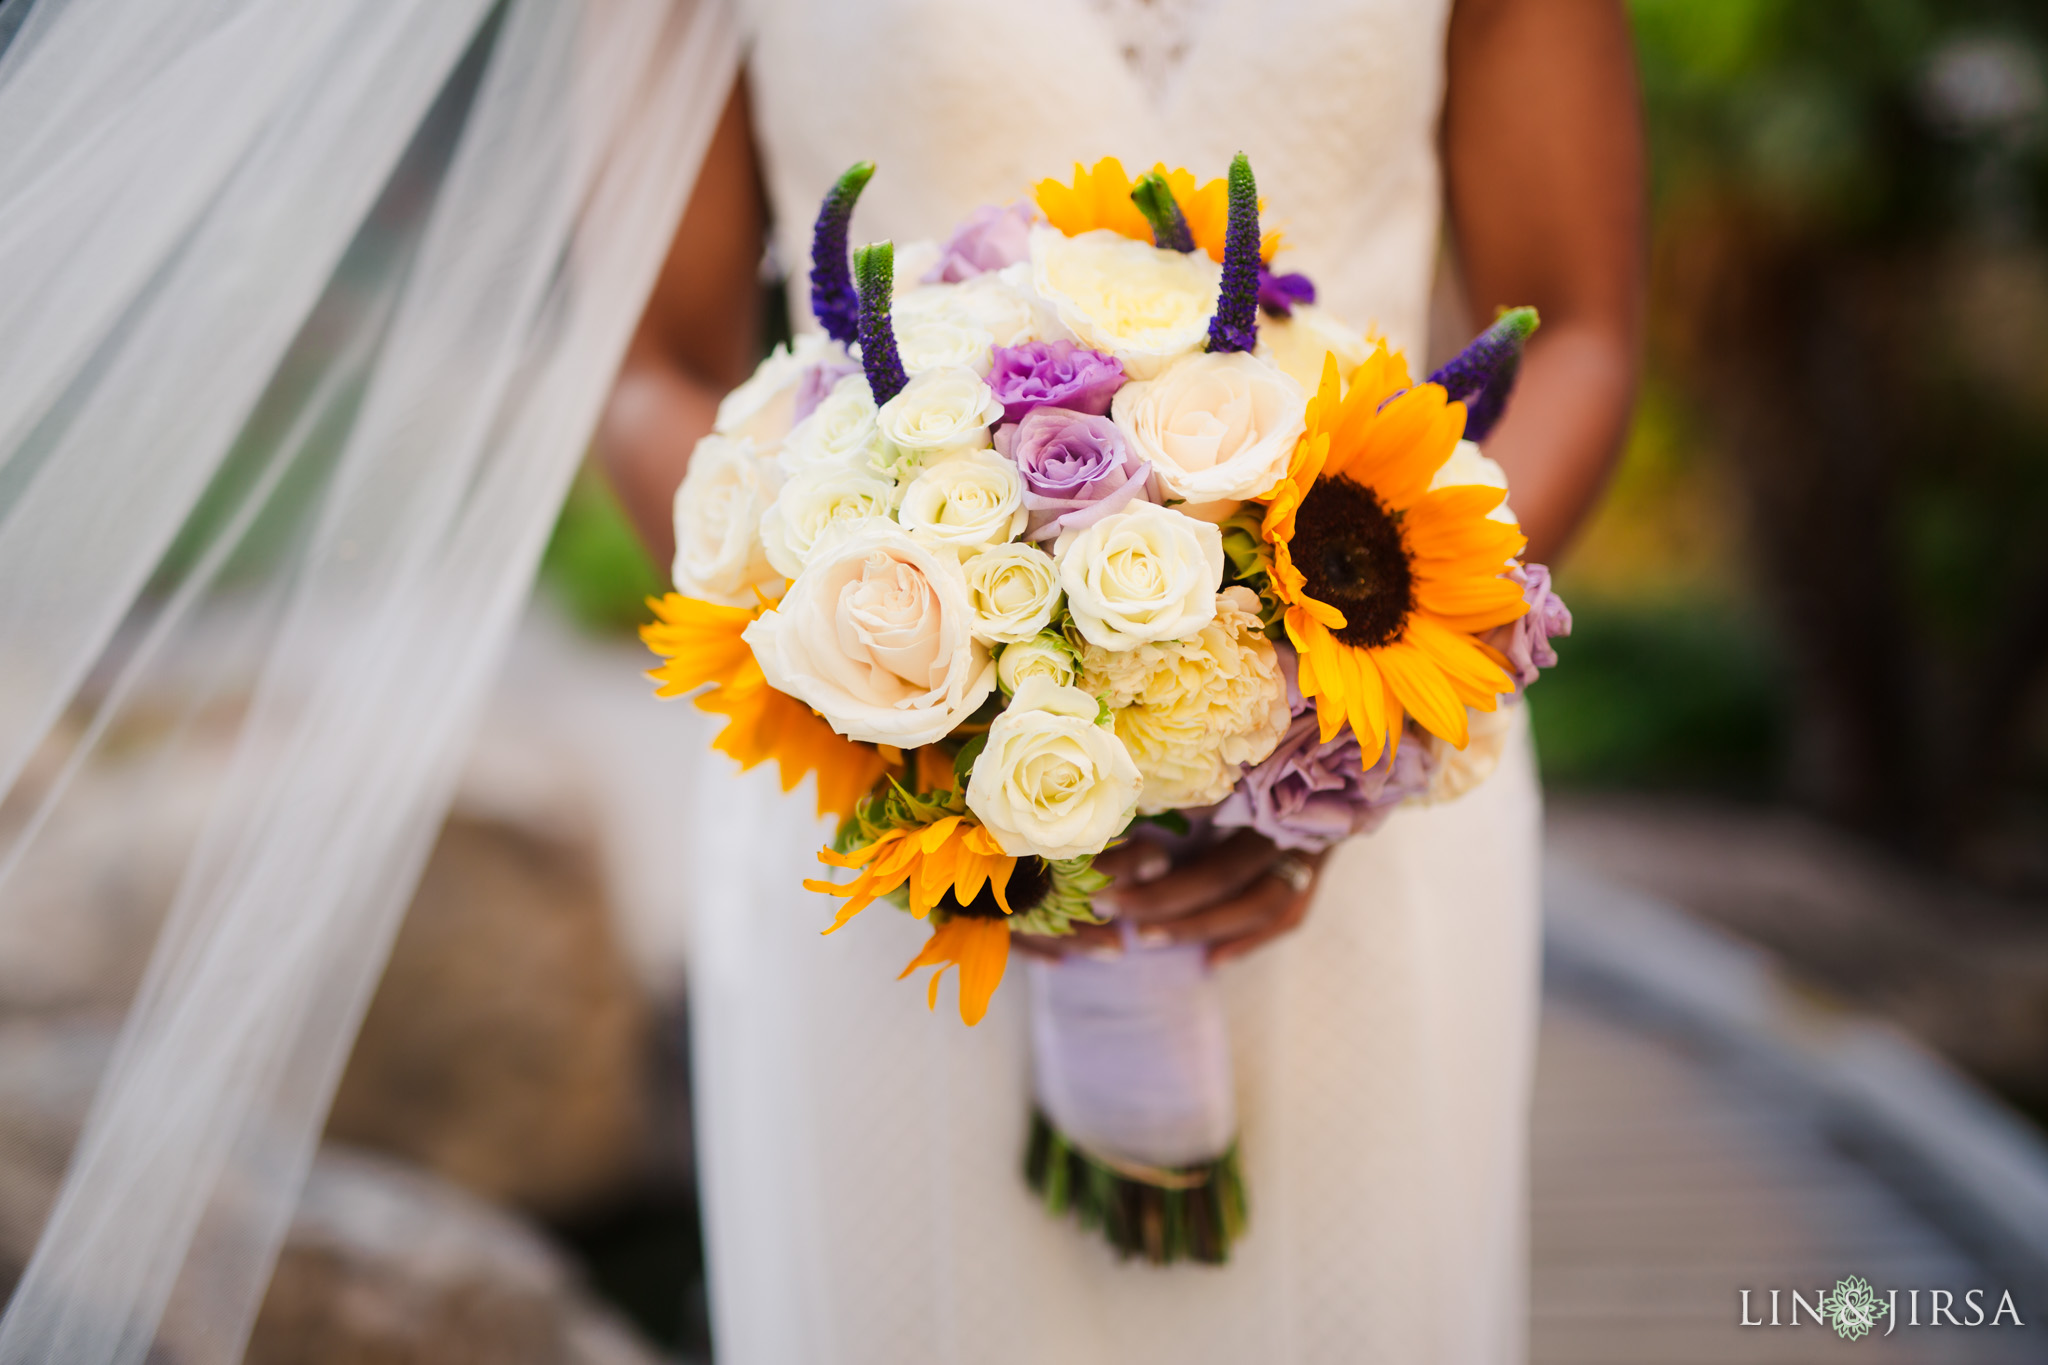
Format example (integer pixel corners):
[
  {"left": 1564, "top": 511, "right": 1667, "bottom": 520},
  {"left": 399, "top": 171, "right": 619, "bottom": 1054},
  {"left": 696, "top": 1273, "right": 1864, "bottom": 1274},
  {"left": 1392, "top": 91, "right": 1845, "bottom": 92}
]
[{"left": 1013, "top": 831, "right": 1326, "bottom": 967}]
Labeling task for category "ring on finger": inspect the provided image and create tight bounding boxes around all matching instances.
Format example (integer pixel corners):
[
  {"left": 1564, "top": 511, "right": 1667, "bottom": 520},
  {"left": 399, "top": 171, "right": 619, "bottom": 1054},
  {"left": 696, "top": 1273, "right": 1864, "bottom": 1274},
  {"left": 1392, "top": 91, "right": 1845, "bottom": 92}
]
[{"left": 1269, "top": 852, "right": 1316, "bottom": 894}]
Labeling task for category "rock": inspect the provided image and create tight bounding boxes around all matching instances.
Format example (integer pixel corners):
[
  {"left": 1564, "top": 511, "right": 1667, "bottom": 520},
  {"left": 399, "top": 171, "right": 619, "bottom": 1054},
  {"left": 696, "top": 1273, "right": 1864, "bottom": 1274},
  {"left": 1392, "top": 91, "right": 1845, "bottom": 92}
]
[
  {"left": 0, "top": 1020, "right": 667, "bottom": 1365},
  {"left": 325, "top": 812, "right": 664, "bottom": 1218}
]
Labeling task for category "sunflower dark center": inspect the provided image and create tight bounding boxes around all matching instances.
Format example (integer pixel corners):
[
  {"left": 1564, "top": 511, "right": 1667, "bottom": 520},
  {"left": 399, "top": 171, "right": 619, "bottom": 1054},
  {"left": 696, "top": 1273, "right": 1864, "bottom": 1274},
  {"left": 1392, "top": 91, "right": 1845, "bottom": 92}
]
[
  {"left": 1292, "top": 475, "right": 1414, "bottom": 649},
  {"left": 939, "top": 855, "right": 1052, "bottom": 919}
]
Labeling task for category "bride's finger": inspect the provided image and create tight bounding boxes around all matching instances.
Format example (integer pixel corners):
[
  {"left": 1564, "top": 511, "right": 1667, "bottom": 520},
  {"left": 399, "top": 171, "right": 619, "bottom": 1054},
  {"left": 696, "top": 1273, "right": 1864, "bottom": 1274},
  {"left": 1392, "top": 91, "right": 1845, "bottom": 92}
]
[
  {"left": 1206, "top": 893, "right": 1313, "bottom": 965},
  {"left": 1112, "top": 830, "right": 1278, "bottom": 924},
  {"left": 1132, "top": 871, "right": 1299, "bottom": 947},
  {"left": 1091, "top": 839, "right": 1171, "bottom": 887},
  {"left": 1013, "top": 922, "right": 1122, "bottom": 960}
]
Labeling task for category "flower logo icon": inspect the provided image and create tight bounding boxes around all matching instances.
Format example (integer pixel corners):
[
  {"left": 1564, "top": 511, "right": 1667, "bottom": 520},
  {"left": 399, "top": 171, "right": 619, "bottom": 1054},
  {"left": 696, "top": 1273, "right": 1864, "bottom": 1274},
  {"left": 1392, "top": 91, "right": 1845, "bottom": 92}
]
[{"left": 1820, "top": 1276, "right": 1889, "bottom": 1341}]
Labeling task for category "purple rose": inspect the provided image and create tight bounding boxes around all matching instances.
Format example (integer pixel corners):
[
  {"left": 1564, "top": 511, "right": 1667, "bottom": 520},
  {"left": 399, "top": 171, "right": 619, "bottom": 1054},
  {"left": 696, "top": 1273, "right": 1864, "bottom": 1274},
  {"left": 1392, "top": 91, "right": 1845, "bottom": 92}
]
[
  {"left": 791, "top": 353, "right": 863, "bottom": 424},
  {"left": 925, "top": 201, "right": 1036, "bottom": 283},
  {"left": 986, "top": 340, "right": 1125, "bottom": 424},
  {"left": 993, "top": 407, "right": 1157, "bottom": 542},
  {"left": 1214, "top": 646, "right": 1436, "bottom": 851},
  {"left": 1502, "top": 563, "right": 1571, "bottom": 688}
]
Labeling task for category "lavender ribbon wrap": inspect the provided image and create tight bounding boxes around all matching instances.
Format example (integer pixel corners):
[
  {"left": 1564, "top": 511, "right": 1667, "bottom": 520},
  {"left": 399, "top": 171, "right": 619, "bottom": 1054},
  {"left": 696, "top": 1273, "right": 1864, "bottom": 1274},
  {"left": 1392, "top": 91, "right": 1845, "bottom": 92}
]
[
  {"left": 1028, "top": 820, "right": 1237, "bottom": 1172},
  {"left": 1028, "top": 927, "right": 1237, "bottom": 1170}
]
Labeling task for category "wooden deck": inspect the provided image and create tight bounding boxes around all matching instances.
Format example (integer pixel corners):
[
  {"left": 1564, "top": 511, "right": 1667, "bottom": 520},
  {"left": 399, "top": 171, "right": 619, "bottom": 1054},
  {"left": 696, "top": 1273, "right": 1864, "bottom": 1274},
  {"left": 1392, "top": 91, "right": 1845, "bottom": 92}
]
[{"left": 1530, "top": 992, "right": 2041, "bottom": 1363}]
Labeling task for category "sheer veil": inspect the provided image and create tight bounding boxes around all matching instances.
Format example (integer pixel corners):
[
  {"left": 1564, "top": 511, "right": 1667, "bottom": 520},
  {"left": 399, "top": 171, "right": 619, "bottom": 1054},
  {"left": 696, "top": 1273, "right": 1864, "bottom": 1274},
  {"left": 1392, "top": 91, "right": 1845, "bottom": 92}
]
[{"left": 0, "top": 1, "right": 740, "bottom": 1360}]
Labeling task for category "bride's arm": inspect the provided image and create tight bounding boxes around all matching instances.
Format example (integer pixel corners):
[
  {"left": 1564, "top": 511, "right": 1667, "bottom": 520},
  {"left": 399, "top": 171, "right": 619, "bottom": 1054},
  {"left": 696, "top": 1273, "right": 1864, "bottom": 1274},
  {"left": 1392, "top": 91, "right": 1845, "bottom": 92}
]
[
  {"left": 598, "top": 79, "right": 767, "bottom": 568},
  {"left": 1443, "top": 0, "right": 1645, "bottom": 564}
]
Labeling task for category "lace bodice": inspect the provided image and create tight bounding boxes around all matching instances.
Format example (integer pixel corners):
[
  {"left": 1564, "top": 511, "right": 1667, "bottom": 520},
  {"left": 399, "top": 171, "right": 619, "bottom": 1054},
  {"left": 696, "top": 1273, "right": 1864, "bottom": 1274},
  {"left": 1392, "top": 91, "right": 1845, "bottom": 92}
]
[{"left": 741, "top": 0, "right": 1454, "bottom": 355}]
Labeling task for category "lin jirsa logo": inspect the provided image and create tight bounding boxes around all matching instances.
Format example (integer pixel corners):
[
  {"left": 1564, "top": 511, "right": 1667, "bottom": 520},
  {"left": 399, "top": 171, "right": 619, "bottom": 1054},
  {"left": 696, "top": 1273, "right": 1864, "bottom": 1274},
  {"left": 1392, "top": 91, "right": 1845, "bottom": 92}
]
[{"left": 1741, "top": 1277, "right": 2026, "bottom": 1341}]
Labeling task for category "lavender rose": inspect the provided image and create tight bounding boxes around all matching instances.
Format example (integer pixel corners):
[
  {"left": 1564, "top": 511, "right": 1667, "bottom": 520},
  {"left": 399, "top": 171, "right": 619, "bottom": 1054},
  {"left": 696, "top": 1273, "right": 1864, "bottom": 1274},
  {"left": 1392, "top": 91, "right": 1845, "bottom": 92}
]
[
  {"left": 1501, "top": 563, "right": 1571, "bottom": 688},
  {"left": 986, "top": 340, "right": 1125, "bottom": 425},
  {"left": 1214, "top": 646, "right": 1435, "bottom": 851},
  {"left": 993, "top": 406, "right": 1157, "bottom": 542},
  {"left": 926, "top": 201, "right": 1038, "bottom": 283},
  {"left": 790, "top": 352, "right": 864, "bottom": 424}
]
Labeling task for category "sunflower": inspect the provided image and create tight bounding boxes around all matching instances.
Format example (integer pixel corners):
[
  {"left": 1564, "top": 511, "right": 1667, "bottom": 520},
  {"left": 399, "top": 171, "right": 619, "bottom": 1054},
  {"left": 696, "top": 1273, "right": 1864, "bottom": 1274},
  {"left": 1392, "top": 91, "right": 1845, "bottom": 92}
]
[
  {"left": 1260, "top": 347, "right": 1530, "bottom": 767},
  {"left": 1034, "top": 157, "right": 1281, "bottom": 263},
  {"left": 804, "top": 814, "right": 1015, "bottom": 929},
  {"left": 641, "top": 592, "right": 890, "bottom": 818}
]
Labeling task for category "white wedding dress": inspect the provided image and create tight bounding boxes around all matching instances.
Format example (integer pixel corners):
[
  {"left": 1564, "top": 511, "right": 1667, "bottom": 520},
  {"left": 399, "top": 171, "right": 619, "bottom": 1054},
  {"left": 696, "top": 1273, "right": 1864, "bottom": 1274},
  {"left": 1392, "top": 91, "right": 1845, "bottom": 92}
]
[{"left": 683, "top": 2, "right": 1543, "bottom": 1361}]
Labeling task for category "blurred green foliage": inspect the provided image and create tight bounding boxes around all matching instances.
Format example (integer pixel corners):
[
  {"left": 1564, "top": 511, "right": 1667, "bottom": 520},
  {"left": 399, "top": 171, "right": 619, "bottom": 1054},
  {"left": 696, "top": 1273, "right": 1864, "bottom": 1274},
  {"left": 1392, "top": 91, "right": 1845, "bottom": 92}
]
[{"left": 537, "top": 470, "right": 664, "bottom": 635}]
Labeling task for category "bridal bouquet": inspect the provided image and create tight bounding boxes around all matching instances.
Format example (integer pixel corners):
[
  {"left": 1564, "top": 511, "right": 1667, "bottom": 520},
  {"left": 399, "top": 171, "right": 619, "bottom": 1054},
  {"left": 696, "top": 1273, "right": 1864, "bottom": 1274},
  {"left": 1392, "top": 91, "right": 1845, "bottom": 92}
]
[{"left": 644, "top": 155, "right": 1569, "bottom": 1263}]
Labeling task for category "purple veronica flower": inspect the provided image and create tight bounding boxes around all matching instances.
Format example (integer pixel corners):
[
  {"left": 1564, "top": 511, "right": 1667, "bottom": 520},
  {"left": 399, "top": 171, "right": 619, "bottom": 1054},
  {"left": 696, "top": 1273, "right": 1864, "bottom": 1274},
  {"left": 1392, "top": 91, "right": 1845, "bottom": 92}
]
[
  {"left": 1428, "top": 306, "right": 1539, "bottom": 442},
  {"left": 986, "top": 341, "right": 1124, "bottom": 424},
  {"left": 994, "top": 407, "right": 1157, "bottom": 541},
  {"left": 1256, "top": 266, "right": 1315, "bottom": 317},
  {"left": 809, "top": 162, "right": 874, "bottom": 346},
  {"left": 1205, "top": 153, "right": 1262, "bottom": 354},
  {"left": 791, "top": 352, "right": 863, "bottom": 424},
  {"left": 926, "top": 201, "right": 1036, "bottom": 283},
  {"left": 1501, "top": 563, "right": 1571, "bottom": 688},
  {"left": 1214, "top": 647, "right": 1435, "bottom": 851}
]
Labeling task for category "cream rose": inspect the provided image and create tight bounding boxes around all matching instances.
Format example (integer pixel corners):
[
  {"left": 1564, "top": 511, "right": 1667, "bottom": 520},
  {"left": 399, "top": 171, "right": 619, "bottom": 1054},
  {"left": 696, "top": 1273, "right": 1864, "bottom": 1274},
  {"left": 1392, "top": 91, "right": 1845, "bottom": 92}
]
[
  {"left": 1111, "top": 351, "right": 1306, "bottom": 506},
  {"left": 744, "top": 524, "right": 995, "bottom": 747},
  {"left": 714, "top": 332, "right": 845, "bottom": 446},
  {"left": 758, "top": 462, "right": 899, "bottom": 579},
  {"left": 964, "top": 676, "right": 1142, "bottom": 859},
  {"left": 1030, "top": 227, "right": 1220, "bottom": 380},
  {"left": 1081, "top": 587, "right": 1290, "bottom": 811},
  {"left": 874, "top": 366, "right": 1004, "bottom": 462},
  {"left": 893, "top": 313, "right": 996, "bottom": 376},
  {"left": 996, "top": 631, "right": 1080, "bottom": 695},
  {"left": 669, "top": 434, "right": 783, "bottom": 605},
  {"left": 897, "top": 450, "right": 1028, "bottom": 554},
  {"left": 962, "top": 542, "right": 1061, "bottom": 644},
  {"left": 779, "top": 372, "right": 886, "bottom": 475},
  {"left": 1054, "top": 501, "right": 1223, "bottom": 650},
  {"left": 1254, "top": 303, "right": 1373, "bottom": 392}
]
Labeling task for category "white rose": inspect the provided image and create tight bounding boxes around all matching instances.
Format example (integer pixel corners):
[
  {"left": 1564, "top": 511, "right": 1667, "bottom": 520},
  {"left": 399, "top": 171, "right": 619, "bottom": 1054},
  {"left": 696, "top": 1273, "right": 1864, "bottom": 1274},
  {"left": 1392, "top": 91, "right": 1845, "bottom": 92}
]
[
  {"left": 961, "top": 542, "right": 1061, "bottom": 643},
  {"left": 965, "top": 677, "right": 1142, "bottom": 860},
  {"left": 996, "top": 631, "right": 1080, "bottom": 694},
  {"left": 893, "top": 311, "right": 996, "bottom": 376},
  {"left": 1029, "top": 227, "right": 1219, "bottom": 380},
  {"left": 890, "top": 239, "right": 942, "bottom": 294},
  {"left": 1054, "top": 501, "right": 1223, "bottom": 651},
  {"left": 758, "top": 462, "right": 899, "bottom": 579},
  {"left": 743, "top": 524, "right": 995, "bottom": 747},
  {"left": 1080, "top": 587, "right": 1290, "bottom": 812},
  {"left": 1111, "top": 351, "right": 1306, "bottom": 506},
  {"left": 779, "top": 373, "right": 886, "bottom": 475},
  {"left": 714, "top": 332, "right": 845, "bottom": 446},
  {"left": 874, "top": 366, "right": 1004, "bottom": 463},
  {"left": 898, "top": 274, "right": 1052, "bottom": 349},
  {"left": 1428, "top": 438, "right": 1519, "bottom": 525},
  {"left": 897, "top": 450, "right": 1028, "bottom": 554},
  {"left": 669, "top": 434, "right": 783, "bottom": 605},
  {"left": 1254, "top": 303, "right": 1373, "bottom": 392}
]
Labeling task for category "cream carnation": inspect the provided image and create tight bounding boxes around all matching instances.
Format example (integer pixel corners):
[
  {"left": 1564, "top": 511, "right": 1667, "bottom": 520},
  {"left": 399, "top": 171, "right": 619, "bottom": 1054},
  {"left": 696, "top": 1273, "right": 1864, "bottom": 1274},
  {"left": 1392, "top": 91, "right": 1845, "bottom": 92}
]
[
  {"left": 1029, "top": 227, "right": 1219, "bottom": 380},
  {"left": 743, "top": 524, "right": 995, "bottom": 747},
  {"left": 779, "top": 372, "right": 886, "bottom": 475},
  {"left": 1110, "top": 351, "right": 1306, "bottom": 506},
  {"left": 758, "top": 462, "right": 899, "bottom": 579},
  {"left": 897, "top": 450, "right": 1028, "bottom": 554},
  {"left": 1081, "top": 587, "right": 1289, "bottom": 812},
  {"left": 961, "top": 542, "right": 1061, "bottom": 643},
  {"left": 1054, "top": 501, "right": 1223, "bottom": 650},
  {"left": 965, "top": 676, "right": 1141, "bottom": 860},
  {"left": 669, "top": 434, "right": 782, "bottom": 605},
  {"left": 1254, "top": 303, "right": 1373, "bottom": 393},
  {"left": 874, "top": 366, "right": 1004, "bottom": 460},
  {"left": 714, "top": 332, "right": 845, "bottom": 446},
  {"left": 996, "top": 631, "right": 1080, "bottom": 694}
]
